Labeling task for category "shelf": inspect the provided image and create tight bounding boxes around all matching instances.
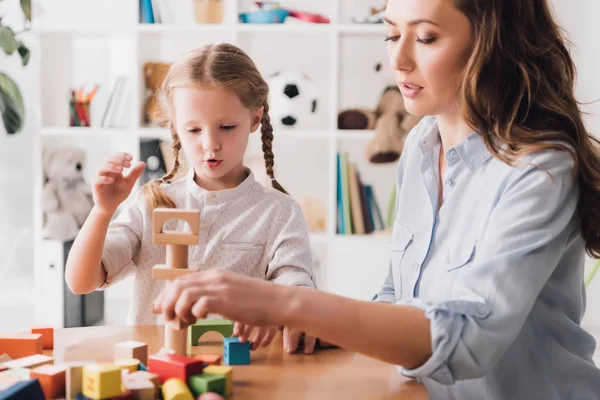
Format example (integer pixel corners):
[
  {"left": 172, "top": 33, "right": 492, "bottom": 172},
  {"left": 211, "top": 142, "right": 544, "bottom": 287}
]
[
  {"left": 139, "top": 127, "right": 172, "bottom": 141},
  {"left": 337, "top": 24, "right": 386, "bottom": 34},
  {"left": 335, "top": 130, "right": 375, "bottom": 139},
  {"left": 237, "top": 24, "right": 332, "bottom": 34},
  {"left": 41, "top": 127, "right": 130, "bottom": 138},
  {"left": 137, "top": 24, "right": 234, "bottom": 34}
]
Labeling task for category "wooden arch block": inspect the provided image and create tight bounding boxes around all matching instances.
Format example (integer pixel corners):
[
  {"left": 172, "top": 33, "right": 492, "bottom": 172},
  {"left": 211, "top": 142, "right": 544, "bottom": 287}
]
[{"left": 152, "top": 209, "right": 200, "bottom": 246}]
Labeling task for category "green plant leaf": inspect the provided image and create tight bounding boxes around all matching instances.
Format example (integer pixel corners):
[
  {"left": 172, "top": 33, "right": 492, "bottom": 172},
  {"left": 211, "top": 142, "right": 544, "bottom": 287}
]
[
  {"left": 17, "top": 42, "right": 29, "bottom": 66},
  {"left": 0, "top": 73, "right": 25, "bottom": 134},
  {"left": 0, "top": 26, "right": 19, "bottom": 56},
  {"left": 20, "top": 0, "right": 31, "bottom": 21}
]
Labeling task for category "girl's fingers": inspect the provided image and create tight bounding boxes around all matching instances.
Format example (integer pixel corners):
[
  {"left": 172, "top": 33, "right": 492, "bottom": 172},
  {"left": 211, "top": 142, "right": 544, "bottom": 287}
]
[
  {"left": 303, "top": 333, "right": 317, "bottom": 354},
  {"left": 240, "top": 324, "right": 254, "bottom": 343},
  {"left": 159, "top": 281, "right": 188, "bottom": 321},
  {"left": 283, "top": 326, "right": 290, "bottom": 352},
  {"left": 95, "top": 176, "right": 114, "bottom": 185},
  {"left": 233, "top": 322, "right": 244, "bottom": 337},
  {"left": 260, "top": 327, "right": 277, "bottom": 348},
  {"left": 174, "top": 288, "right": 200, "bottom": 325},
  {"left": 286, "top": 328, "right": 303, "bottom": 354},
  {"left": 109, "top": 152, "right": 133, "bottom": 165},
  {"left": 251, "top": 328, "right": 267, "bottom": 351}
]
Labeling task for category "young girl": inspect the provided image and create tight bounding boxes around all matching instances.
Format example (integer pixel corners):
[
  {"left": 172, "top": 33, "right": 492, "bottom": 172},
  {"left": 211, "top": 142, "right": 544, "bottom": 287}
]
[
  {"left": 155, "top": 0, "right": 600, "bottom": 398},
  {"left": 65, "top": 43, "right": 319, "bottom": 354}
]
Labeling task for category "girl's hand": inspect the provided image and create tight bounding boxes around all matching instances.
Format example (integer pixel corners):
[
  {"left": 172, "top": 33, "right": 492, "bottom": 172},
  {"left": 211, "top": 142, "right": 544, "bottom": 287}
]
[
  {"left": 282, "top": 326, "right": 317, "bottom": 354},
  {"left": 153, "top": 270, "right": 282, "bottom": 328},
  {"left": 233, "top": 322, "right": 278, "bottom": 350},
  {"left": 93, "top": 152, "right": 146, "bottom": 216}
]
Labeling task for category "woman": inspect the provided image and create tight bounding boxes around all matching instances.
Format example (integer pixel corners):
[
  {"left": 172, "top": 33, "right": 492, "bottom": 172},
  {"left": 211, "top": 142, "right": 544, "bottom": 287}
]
[{"left": 155, "top": 0, "right": 600, "bottom": 397}]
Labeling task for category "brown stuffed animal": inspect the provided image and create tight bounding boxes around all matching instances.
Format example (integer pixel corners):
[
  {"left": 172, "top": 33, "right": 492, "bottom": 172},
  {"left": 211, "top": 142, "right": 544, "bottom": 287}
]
[
  {"left": 366, "top": 86, "right": 421, "bottom": 163},
  {"left": 144, "top": 62, "right": 171, "bottom": 127}
]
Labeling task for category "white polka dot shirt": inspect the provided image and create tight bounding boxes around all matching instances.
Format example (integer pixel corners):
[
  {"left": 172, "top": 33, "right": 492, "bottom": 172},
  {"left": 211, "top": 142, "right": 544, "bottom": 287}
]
[{"left": 100, "top": 168, "right": 316, "bottom": 325}]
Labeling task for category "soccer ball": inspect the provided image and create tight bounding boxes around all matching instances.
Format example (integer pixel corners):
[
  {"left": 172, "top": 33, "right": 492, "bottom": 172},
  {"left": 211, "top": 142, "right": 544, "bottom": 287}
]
[{"left": 267, "top": 71, "right": 318, "bottom": 128}]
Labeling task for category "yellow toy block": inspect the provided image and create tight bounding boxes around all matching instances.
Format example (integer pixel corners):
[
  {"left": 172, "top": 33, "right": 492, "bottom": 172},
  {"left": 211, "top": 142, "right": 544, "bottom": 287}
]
[
  {"left": 83, "top": 364, "right": 122, "bottom": 399},
  {"left": 114, "top": 341, "right": 148, "bottom": 366},
  {"left": 162, "top": 378, "right": 193, "bottom": 400},
  {"left": 2, "top": 354, "right": 53, "bottom": 369},
  {"left": 203, "top": 365, "right": 233, "bottom": 396},
  {"left": 114, "top": 358, "right": 140, "bottom": 373},
  {"left": 123, "top": 376, "right": 156, "bottom": 400}
]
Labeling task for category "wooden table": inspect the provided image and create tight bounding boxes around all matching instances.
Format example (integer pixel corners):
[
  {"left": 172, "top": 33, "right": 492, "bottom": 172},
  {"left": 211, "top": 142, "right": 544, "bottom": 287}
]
[{"left": 50, "top": 325, "right": 428, "bottom": 400}]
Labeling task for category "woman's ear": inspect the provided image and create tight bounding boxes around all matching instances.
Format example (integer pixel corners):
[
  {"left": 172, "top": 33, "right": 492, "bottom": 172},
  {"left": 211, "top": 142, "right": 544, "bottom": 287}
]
[{"left": 251, "top": 106, "right": 264, "bottom": 133}]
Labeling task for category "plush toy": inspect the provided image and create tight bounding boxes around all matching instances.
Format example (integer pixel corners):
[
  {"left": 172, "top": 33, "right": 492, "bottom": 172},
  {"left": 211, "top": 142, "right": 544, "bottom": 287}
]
[
  {"left": 144, "top": 62, "right": 172, "bottom": 127},
  {"left": 42, "top": 147, "right": 94, "bottom": 240}
]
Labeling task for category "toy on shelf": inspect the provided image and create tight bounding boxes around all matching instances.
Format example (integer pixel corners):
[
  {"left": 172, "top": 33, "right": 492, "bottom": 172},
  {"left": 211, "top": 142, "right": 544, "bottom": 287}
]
[
  {"left": 351, "top": 3, "right": 386, "bottom": 24},
  {"left": 267, "top": 71, "right": 319, "bottom": 128},
  {"left": 152, "top": 208, "right": 201, "bottom": 356},
  {"left": 41, "top": 147, "right": 94, "bottom": 240},
  {"left": 240, "top": 2, "right": 330, "bottom": 24},
  {"left": 143, "top": 62, "right": 171, "bottom": 127}
]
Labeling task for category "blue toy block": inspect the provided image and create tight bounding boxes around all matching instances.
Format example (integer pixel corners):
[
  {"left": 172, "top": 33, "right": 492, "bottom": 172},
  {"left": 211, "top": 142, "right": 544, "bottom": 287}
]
[
  {"left": 223, "top": 337, "right": 250, "bottom": 365},
  {"left": 0, "top": 379, "right": 45, "bottom": 400}
]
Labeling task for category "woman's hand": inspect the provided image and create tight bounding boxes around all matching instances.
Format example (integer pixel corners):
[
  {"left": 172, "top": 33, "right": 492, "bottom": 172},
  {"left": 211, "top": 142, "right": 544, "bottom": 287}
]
[
  {"left": 282, "top": 326, "right": 318, "bottom": 354},
  {"left": 93, "top": 152, "right": 145, "bottom": 216},
  {"left": 153, "top": 270, "right": 283, "bottom": 328},
  {"left": 233, "top": 323, "right": 278, "bottom": 350}
]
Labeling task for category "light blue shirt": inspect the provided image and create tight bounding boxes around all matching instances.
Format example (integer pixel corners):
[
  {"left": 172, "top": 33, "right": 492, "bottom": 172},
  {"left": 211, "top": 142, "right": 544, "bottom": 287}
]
[{"left": 374, "top": 117, "right": 600, "bottom": 399}]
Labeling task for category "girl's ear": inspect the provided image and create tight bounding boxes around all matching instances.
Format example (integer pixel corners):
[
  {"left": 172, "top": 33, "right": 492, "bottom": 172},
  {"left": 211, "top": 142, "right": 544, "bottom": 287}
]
[{"left": 251, "top": 106, "right": 264, "bottom": 133}]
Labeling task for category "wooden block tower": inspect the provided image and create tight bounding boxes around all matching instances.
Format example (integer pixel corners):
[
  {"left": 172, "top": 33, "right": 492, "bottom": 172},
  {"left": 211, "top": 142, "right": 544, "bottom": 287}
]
[{"left": 152, "top": 208, "right": 201, "bottom": 356}]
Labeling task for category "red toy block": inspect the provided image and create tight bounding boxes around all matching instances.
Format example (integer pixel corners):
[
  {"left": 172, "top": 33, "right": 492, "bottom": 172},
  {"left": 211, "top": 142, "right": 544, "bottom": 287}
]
[
  {"left": 30, "top": 326, "right": 54, "bottom": 350},
  {"left": 30, "top": 364, "right": 66, "bottom": 399},
  {"left": 193, "top": 354, "right": 222, "bottom": 366},
  {"left": 0, "top": 334, "right": 43, "bottom": 359},
  {"left": 148, "top": 353, "right": 204, "bottom": 383}
]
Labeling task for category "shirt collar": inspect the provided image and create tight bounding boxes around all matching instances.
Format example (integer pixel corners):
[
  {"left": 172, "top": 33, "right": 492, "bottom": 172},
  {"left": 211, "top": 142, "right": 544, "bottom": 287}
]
[
  {"left": 417, "top": 118, "right": 492, "bottom": 171},
  {"left": 185, "top": 167, "right": 258, "bottom": 202}
]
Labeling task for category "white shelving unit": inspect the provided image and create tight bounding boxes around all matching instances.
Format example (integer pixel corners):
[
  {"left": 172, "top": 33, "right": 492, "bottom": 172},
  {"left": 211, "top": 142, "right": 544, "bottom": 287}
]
[{"left": 31, "top": 0, "right": 397, "bottom": 325}]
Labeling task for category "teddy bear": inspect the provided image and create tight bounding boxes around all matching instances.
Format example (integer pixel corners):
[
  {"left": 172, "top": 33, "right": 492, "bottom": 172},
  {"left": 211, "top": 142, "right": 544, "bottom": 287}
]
[
  {"left": 338, "top": 61, "right": 422, "bottom": 164},
  {"left": 42, "top": 147, "right": 94, "bottom": 240},
  {"left": 144, "top": 61, "right": 172, "bottom": 127}
]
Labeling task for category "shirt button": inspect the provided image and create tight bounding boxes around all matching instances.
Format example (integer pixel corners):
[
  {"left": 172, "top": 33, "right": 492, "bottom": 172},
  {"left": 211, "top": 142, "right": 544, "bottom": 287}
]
[
  {"left": 445, "top": 179, "right": 454, "bottom": 187},
  {"left": 208, "top": 194, "right": 217, "bottom": 201},
  {"left": 200, "top": 223, "right": 208, "bottom": 231},
  {"left": 448, "top": 150, "right": 458, "bottom": 158}
]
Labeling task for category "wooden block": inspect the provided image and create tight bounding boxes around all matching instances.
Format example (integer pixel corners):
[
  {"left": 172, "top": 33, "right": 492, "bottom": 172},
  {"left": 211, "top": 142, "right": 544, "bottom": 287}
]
[
  {"left": 0, "top": 334, "right": 43, "bottom": 359},
  {"left": 153, "top": 232, "right": 199, "bottom": 246},
  {"left": 122, "top": 377, "right": 156, "bottom": 400},
  {"left": 82, "top": 364, "right": 122, "bottom": 399},
  {"left": 165, "top": 326, "right": 187, "bottom": 356},
  {"left": 30, "top": 364, "right": 66, "bottom": 399},
  {"left": 125, "top": 370, "right": 160, "bottom": 387},
  {"left": 114, "top": 358, "right": 140, "bottom": 373},
  {"left": 30, "top": 326, "right": 54, "bottom": 350},
  {"left": 188, "top": 320, "right": 234, "bottom": 345},
  {"left": 188, "top": 373, "right": 226, "bottom": 397},
  {"left": 0, "top": 378, "right": 45, "bottom": 399},
  {"left": 114, "top": 341, "right": 148, "bottom": 366},
  {"left": 65, "top": 361, "right": 91, "bottom": 400},
  {"left": 0, "top": 354, "right": 12, "bottom": 363},
  {"left": 152, "top": 265, "right": 197, "bottom": 281},
  {"left": 0, "top": 367, "right": 31, "bottom": 380},
  {"left": 193, "top": 354, "right": 221, "bottom": 366},
  {"left": 202, "top": 365, "right": 233, "bottom": 396},
  {"left": 223, "top": 337, "right": 250, "bottom": 365},
  {"left": 2, "top": 354, "right": 53, "bottom": 370},
  {"left": 153, "top": 209, "right": 200, "bottom": 235},
  {"left": 147, "top": 352, "right": 204, "bottom": 383},
  {"left": 161, "top": 378, "right": 193, "bottom": 400}
]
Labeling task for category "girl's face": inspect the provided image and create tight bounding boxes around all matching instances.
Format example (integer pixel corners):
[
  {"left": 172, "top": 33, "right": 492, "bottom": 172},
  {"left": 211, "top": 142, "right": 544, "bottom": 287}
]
[
  {"left": 385, "top": 0, "right": 474, "bottom": 117},
  {"left": 172, "top": 86, "right": 262, "bottom": 191}
]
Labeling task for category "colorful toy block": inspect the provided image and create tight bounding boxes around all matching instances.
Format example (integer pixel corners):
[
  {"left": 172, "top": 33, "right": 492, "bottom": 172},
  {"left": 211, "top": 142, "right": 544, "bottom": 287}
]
[
  {"left": 223, "top": 337, "right": 250, "bottom": 365},
  {"left": 148, "top": 353, "right": 204, "bottom": 383},
  {"left": 2, "top": 354, "right": 53, "bottom": 369},
  {"left": 202, "top": 365, "right": 233, "bottom": 396},
  {"left": 188, "top": 320, "right": 234, "bottom": 345},
  {"left": 0, "top": 367, "right": 31, "bottom": 380},
  {"left": 30, "top": 364, "right": 66, "bottom": 399},
  {"left": 30, "top": 326, "right": 54, "bottom": 350},
  {"left": 188, "top": 373, "right": 226, "bottom": 397},
  {"left": 122, "top": 376, "right": 156, "bottom": 400},
  {"left": 108, "top": 389, "right": 136, "bottom": 399},
  {"left": 114, "top": 341, "right": 148, "bottom": 366},
  {"left": 82, "top": 364, "right": 122, "bottom": 399},
  {"left": 193, "top": 354, "right": 222, "bottom": 366},
  {"left": 0, "top": 378, "right": 45, "bottom": 399},
  {"left": 114, "top": 358, "right": 140, "bottom": 373},
  {"left": 126, "top": 370, "right": 160, "bottom": 387},
  {"left": 64, "top": 361, "right": 91, "bottom": 400},
  {"left": 162, "top": 378, "right": 194, "bottom": 400},
  {"left": 0, "top": 334, "right": 42, "bottom": 359}
]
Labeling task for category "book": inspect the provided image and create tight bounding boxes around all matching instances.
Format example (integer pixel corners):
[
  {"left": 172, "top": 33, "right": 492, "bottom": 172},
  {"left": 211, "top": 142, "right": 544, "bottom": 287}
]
[
  {"left": 340, "top": 152, "right": 352, "bottom": 235},
  {"left": 358, "top": 176, "right": 372, "bottom": 234},
  {"left": 347, "top": 163, "right": 365, "bottom": 234},
  {"left": 140, "top": 0, "right": 155, "bottom": 23},
  {"left": 364, "top": 185, "right": 377, "bottom": 231},
  {"left": 336, "top": 153, "right": 345, "bottom": 234}
]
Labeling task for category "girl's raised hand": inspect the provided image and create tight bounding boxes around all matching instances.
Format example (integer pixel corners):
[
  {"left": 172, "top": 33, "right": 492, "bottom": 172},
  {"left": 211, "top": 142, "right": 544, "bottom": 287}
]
[{"left": 93, "top": 152, "right": 146, "bottom": 216}]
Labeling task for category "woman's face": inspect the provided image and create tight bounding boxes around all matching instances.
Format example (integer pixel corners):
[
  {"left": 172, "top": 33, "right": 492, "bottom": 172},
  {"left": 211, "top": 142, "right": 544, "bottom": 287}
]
[{"left": 384, "top": 0, "right": 474, "bottom": 117}]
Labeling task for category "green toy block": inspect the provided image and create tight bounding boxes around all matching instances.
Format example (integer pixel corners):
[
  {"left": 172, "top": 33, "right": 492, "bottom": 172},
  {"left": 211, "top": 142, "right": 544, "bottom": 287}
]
[
  {"left": 188, "top": 373, "right": 226, "bottom": 397},
  {"left": 188, "top": 320, "right": 234, "bottom": 345}
]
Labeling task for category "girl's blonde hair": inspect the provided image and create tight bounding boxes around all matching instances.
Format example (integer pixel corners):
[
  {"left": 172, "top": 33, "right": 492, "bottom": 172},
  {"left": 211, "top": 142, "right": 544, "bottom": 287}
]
[{"left": 143, "top": 43, "right": 287, "bottom": 210}]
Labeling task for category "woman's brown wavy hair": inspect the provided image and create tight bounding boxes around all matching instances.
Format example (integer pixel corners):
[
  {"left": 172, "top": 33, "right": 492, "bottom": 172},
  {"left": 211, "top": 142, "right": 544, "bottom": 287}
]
[{"left": 455, "top": 0, "right": 600, "bottom": 257}]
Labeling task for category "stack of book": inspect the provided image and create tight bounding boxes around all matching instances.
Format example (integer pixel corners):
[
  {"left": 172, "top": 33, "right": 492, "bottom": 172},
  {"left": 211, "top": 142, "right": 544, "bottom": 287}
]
[{"left": 337, "top": 152, "right": 388, "bottom": 235}]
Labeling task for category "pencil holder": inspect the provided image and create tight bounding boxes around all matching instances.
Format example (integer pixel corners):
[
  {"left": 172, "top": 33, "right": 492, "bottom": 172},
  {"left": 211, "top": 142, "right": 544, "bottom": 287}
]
[{"left": 69, "top": 100, "right": 90, "bottom": 127}]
